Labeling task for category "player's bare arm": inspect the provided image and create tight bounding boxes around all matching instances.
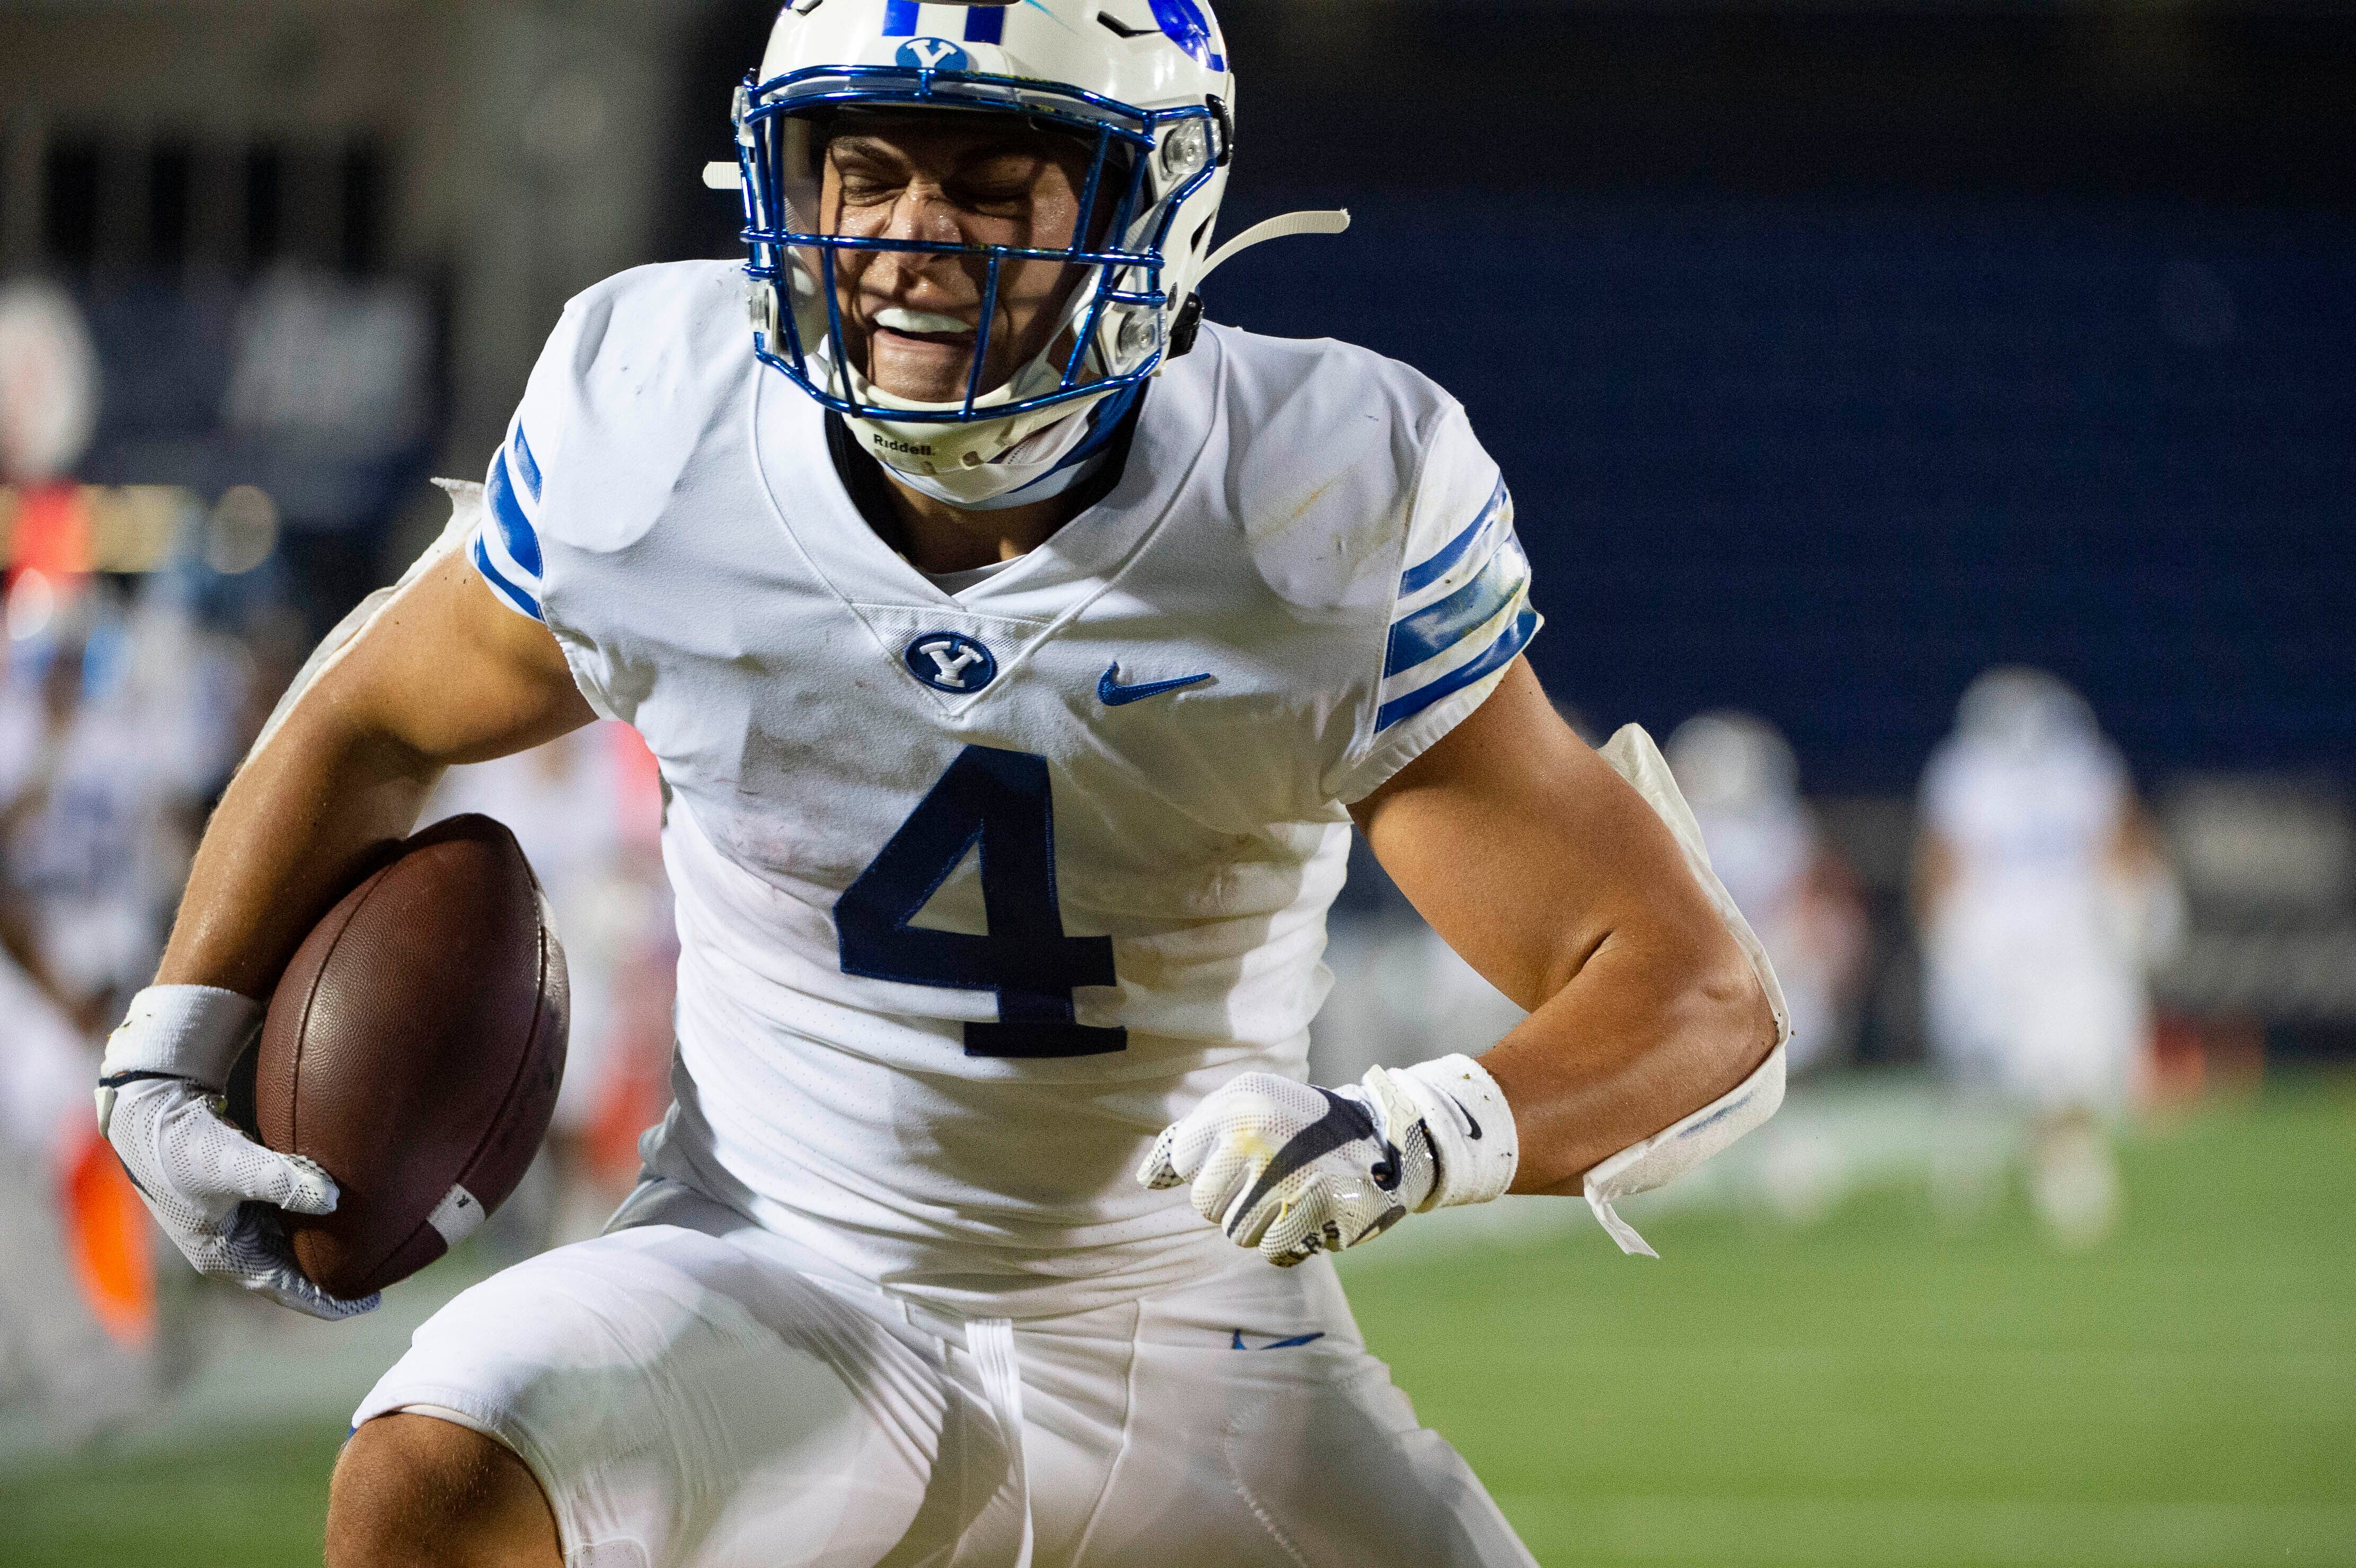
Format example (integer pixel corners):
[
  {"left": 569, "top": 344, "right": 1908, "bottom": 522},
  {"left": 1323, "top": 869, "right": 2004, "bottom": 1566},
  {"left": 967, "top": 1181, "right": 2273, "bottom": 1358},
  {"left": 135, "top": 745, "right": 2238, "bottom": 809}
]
[
  {"left": 1145, "top": 655, "right": 1787, "bottom": 1264},
  {"left": 1352, "top": 658, "right": 1777, "bottom": 1196},
  {"left": 96, "top": 550, "right": 589, "bottom": 1319},
  {"left": 156, "top": 550, "right": 593, "bottom": 997}
]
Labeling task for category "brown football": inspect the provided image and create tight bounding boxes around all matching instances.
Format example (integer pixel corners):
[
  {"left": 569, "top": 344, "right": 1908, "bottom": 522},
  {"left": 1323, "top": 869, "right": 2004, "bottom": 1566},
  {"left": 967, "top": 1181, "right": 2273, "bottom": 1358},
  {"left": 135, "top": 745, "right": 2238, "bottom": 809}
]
[{"left": 255, "top": 813, "right": 568, "bottom": 1300}]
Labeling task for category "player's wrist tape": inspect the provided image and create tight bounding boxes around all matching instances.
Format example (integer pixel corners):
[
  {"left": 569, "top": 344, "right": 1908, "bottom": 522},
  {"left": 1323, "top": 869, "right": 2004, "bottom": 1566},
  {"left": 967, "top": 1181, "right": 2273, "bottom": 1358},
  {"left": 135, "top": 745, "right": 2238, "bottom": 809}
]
[
  {"left": 1581, "top": 1043, "right": 1786, "bottom": 1259},
  {"left": 100, "top": 986, "right": 264, "bottom": 1090},
  {"left": 1366, "top": 1054, "right": 1519, "bottom": 1211}
]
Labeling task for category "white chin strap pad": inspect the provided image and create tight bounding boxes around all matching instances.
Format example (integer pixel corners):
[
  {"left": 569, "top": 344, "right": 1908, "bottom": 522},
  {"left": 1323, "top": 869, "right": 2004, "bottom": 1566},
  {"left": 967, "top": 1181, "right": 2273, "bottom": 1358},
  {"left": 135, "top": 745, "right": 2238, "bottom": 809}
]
[{"left": 1579, "top": 723, "right": 1796, "bottom": 1257}]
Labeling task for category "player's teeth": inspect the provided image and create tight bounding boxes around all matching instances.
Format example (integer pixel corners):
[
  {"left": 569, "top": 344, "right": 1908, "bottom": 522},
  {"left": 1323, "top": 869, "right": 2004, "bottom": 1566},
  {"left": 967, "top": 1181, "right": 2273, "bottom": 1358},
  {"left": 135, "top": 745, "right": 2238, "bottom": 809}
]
[{"left": 876, "top": 307, "right": 972, "bottom": 336}]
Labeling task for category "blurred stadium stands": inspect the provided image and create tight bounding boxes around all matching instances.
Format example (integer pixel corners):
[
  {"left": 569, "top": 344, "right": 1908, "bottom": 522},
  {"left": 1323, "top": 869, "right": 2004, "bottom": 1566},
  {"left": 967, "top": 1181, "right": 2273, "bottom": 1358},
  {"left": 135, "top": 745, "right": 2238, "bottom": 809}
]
[{"left": 1212, "top": 196, "right": 2356, "bottom": 793}]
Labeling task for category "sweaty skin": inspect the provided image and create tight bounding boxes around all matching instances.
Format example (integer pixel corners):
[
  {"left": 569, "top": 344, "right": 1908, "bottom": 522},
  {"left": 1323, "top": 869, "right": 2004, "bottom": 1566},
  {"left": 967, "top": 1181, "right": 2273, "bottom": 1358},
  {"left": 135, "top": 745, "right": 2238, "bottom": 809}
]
[
  {"left": 820, "top": 116, "right": 1101, "bottom": 408},
  {"left": 1350, "top": 658, "right": 1775, "bottom": 1195},
  {"left": 154, "top": 549, "right": 594, "bottom": 999},
  {"left": 813, "top": 117, "right": 1108, "bottom": 574},
  {"left": 331, "top": 1413, "right": 558, "bottom": 1568},
  {"left": 160, "top": 114, "right": 1770, "bottom": 1568}
]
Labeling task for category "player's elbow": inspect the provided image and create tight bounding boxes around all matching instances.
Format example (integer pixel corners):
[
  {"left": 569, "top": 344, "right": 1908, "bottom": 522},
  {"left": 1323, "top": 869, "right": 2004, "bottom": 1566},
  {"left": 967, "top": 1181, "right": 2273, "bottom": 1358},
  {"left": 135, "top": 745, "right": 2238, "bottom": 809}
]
[
  {"left": 1649, "top": 917, "right": 1777, "bottom": 1116},
  {"left": 1698, "top": 934, "right": 1777, "bottom": 1089},
  {"left": 1507, "top": 918, "right": 1777, "bottom": 1198},
  {"left": 262, "top": 681, "right": 439, "bottom": 790}
]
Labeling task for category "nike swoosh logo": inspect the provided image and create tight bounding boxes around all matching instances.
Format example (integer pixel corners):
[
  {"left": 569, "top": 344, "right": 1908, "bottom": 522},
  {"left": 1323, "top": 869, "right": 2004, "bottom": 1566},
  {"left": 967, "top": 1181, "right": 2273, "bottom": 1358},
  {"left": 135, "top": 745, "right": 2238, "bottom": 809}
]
[
  {"left": 1099, "top": 663, "right": 1213, "bottom": 706},
  {"left": 1229, "top": 1089, "right": 1387, "bottom": 1236},
  {"left": 1446, "top": 1093, "right": 1482, "bottom": 1140}
]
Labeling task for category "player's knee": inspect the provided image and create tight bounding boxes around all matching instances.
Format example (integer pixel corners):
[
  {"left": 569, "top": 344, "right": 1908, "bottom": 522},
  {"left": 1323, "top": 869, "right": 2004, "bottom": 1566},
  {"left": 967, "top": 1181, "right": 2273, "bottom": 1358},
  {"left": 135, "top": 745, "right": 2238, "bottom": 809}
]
[{"left": 328, "top": 1413, "right": 561, "bottom": 1568}]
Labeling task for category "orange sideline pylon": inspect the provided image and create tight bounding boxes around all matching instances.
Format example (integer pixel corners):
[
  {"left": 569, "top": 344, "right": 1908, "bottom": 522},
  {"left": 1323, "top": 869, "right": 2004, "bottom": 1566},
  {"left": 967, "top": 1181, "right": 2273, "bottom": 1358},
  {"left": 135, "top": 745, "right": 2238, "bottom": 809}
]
[{"left": 59, "top": 1123, "right": 156, "bottom": 1348}]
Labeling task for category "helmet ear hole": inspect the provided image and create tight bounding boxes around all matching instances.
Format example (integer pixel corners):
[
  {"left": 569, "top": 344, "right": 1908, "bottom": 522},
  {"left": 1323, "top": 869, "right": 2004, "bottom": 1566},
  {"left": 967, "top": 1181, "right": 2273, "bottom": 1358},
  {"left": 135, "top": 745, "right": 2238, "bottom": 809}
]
[{"left": 1167, "top": 293, "right": 1204, "bottom": 359}]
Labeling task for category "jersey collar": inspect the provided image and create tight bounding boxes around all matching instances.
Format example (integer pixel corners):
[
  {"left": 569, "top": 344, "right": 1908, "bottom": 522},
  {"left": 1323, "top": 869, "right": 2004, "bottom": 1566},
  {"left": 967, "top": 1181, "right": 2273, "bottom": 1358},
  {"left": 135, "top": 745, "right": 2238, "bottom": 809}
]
[
  {"left": 749, "top": 331, "right": 1223, "bottom": 711},
  {"left": 819, "top": 388, "right": 1147, "bottom": 582}
]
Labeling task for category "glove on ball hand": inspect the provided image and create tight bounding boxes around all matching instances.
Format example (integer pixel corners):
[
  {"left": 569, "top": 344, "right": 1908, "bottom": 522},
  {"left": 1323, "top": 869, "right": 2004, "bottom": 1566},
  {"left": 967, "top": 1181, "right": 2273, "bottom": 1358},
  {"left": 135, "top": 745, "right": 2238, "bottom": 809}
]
[
  {"left": 1140, "top": 1055, "right": 1518, "bottom": 1267},
  {"left": 98, "top": 986, "right": 378, "bottom": 1321}
]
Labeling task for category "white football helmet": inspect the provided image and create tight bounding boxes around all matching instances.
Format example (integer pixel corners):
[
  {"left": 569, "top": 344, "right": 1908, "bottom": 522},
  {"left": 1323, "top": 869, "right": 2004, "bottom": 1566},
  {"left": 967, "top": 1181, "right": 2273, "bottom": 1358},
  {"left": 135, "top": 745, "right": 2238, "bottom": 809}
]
[
  {"left": 1666, "top": 711, "right": 1801, "bottom": 814},
  {"left": 1955, "top": 666, "right": 2099, "bottom": 754},
  {"left": 714, "top": 0, "right": 1342, "bottom": 504}
]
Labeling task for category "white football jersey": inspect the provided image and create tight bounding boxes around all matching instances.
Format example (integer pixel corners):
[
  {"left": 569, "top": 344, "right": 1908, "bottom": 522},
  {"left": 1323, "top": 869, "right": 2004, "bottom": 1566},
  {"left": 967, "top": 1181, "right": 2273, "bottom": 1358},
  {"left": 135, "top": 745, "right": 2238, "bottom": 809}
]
[
  {"left": 469, "top": 261, "right": 1538, "bottom": 1315},
  {"left": 1918, "top": 725, "right": 2144, "bottom": 1108},
  {"left": 1920, "top": 729, "right": 2130, "bottom": 956}
]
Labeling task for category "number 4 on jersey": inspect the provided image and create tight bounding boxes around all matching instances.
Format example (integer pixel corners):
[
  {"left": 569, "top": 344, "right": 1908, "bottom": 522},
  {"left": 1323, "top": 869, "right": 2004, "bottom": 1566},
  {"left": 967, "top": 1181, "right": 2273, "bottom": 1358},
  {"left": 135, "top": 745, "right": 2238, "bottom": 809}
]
[{"left": 837, "top": 746, "right": 1127, "bottom": 1059}]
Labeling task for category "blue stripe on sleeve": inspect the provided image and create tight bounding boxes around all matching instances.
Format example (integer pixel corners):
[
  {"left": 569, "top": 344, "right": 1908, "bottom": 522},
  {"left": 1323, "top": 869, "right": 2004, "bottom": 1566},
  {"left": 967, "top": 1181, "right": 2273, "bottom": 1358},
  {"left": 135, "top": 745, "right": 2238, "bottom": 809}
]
[
  {"left": 512, "top": 425, "right": 542, "bottom": 501},
  {"left": 964, "top": 5, "right": 1005, "bottom": 42},
  {"left": 472, "top": 535, "right": 544, "bottom": 622},
  {"left": 1384, "top": 536, "right": 1527, "bottom": 677},
  {"left": 1376, "top": 607, "right": 1538, "bottom": 733},
  {"left": 1398, "top": 477, "right": 1508, "bottom": 597},
  {"left": 486, "top": 453, "right": 545, "bottom": 579},
  {"left": 882, "top": 0, "right": 920, "bottom": 36}
]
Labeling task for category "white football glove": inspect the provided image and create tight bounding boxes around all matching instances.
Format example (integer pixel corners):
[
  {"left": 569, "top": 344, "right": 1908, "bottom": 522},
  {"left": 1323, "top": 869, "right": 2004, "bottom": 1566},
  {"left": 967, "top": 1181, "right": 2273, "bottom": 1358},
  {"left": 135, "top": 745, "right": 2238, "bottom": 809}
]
[
  {"left": 97, "top": 986, "right": 378, "bottom": 1321},
  {"left": 1140, "top": 1055, "right": 1519, "bottom": 1267}
]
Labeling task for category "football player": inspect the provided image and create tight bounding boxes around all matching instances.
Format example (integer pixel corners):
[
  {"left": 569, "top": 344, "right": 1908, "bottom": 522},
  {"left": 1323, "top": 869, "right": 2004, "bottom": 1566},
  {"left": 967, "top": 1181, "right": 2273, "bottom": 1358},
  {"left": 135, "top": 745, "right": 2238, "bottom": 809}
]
[
  {"left": 99, "top": 4, "right": 1787, "bottom": 1563},
  {"left": 1915, "top": 667, "right": 2178, "bottom": 1245},
  {"left": 1666, "top": 711, "right": 1867, "bottom": 1075}
]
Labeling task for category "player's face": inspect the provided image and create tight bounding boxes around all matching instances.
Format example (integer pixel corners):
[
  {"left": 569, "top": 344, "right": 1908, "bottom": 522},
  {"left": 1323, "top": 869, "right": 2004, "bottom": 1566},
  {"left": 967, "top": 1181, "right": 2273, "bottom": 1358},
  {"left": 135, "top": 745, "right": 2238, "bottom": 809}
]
[{"left": 816, "top": 117, "right": 1103, "bottom": 405}]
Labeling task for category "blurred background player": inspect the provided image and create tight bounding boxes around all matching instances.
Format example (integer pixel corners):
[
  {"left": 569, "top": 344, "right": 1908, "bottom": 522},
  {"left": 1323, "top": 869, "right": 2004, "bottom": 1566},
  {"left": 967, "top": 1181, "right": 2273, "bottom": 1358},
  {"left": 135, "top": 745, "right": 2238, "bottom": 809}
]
[
  {"left": 1663, "top": 711, "right": 1871, "bottom": 1223},
  {"left": 1913, "top": 667, "right": 2184, "bottom": 1245},
  {"left": 5, "top": 586, "right": 250, "bottom": 1032},
  {"left": 1666, "top": 711, "right": 1868, "bottom": 1077},
  {"left": 0, "top": 277, "right": 172, "bottom": 1437}
]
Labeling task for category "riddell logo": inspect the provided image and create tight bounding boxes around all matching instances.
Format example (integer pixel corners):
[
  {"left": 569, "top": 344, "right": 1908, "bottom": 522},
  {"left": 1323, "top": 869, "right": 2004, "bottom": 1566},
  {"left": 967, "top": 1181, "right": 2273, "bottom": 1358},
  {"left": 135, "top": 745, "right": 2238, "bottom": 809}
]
[{"left": 872, "top": 435, "right": 934, "bottom": 456}]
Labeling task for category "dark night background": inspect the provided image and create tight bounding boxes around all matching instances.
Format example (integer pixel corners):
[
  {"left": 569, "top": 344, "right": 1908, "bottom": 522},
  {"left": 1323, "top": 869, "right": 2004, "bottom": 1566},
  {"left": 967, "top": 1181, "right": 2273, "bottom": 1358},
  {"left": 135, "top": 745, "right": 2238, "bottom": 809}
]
[{"left": 664, "top": 3, "right": 2356, "bottom": 794}]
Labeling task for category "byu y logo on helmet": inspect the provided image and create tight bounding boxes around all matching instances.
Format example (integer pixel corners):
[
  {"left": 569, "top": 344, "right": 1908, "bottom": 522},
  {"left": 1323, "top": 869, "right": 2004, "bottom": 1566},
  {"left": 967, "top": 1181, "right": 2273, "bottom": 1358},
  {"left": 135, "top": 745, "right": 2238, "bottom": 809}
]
[{"left": 893, "top": 37, "right": 969, "bottom": 72}]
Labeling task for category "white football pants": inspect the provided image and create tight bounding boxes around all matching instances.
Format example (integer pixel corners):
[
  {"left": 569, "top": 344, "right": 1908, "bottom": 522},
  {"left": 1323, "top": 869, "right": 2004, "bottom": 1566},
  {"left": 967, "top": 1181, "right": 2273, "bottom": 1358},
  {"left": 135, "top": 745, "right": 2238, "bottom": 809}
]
[{"left": 355, "top": 1181, "right": 1535, "bottom": 1568}]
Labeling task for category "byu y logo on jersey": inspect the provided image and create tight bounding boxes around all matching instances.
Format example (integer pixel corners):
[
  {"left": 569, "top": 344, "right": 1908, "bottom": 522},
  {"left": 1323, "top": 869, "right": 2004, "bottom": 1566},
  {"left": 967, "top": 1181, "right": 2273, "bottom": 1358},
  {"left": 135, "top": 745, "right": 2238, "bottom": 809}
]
[
  {"left": 904, "top": 631, "right": 998, "bottom": 694},
  {"left": 895, "top": 37, "right": 970, "bottom": 72}
]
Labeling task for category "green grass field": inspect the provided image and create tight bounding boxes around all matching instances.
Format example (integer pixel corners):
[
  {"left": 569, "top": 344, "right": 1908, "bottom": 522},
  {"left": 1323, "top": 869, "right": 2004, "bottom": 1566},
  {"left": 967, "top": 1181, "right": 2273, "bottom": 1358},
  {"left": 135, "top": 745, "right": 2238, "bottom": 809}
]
[{"left": 4, "top": 1078, "right": 2349, "bottom": 1567}]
